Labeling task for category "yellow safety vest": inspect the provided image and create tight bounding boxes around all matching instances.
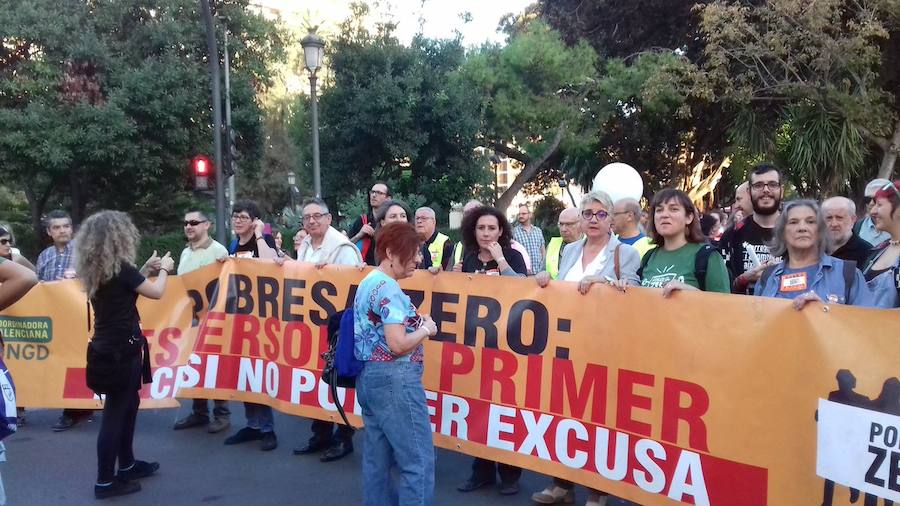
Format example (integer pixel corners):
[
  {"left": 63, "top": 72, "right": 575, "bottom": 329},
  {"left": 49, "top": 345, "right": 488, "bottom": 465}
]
[
  {"left": 427, "top": 233, "right": 450, "bottom": 268},
  {"left": 546, "top": 237, "right": 564, "bottom": 279}
]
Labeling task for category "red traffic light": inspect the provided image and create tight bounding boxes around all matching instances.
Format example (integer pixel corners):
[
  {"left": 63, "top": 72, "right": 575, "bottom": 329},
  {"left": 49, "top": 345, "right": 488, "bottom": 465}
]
[
  {"left": 191, "top": 155, "right": 213, "bottom": 191},
  {"left": 192, "top": 155, "right": 211, "bottom": 176}
]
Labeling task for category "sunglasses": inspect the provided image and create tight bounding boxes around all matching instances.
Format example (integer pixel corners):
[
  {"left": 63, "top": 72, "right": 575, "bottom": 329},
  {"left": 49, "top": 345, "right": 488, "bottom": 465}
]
[{"left": 183, "top": 219, "right": 208, "bottom": 227}]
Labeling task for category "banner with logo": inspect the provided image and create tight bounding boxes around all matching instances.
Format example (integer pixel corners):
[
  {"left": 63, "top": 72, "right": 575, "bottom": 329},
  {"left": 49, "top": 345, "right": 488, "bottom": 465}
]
[{"left": 1, "top": 258, "right": 897, "bottom": 505}]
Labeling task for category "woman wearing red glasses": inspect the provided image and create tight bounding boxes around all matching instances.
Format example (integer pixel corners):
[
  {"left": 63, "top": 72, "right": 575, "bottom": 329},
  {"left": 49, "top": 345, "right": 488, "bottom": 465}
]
[{"left": 863, "top": 180, "right": 900, "bottom": 308}]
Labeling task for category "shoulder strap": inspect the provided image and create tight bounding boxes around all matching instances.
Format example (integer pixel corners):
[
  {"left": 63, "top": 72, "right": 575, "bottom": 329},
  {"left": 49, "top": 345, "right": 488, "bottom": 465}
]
[
  {"left": 614, "top": 244, "right": 621, "bottom": 280},
  {"left": 841, "top": 260, "right": 857, "bottom": 303},
  {"left": 637, "top": 247, "right": 657, "bottom": 279},
  {"left": 361, "top": 213, "right": 368, "bottom": 225},
  {"left": 228, "top": 238, "right": 238, "bottom": 255},
  {"left": 694, "top": 243, "right": 715, "bottom": 291}
]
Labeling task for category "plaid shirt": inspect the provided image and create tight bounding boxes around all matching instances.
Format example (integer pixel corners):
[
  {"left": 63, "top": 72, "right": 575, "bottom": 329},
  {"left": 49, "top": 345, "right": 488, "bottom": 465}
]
[
  {"left": 512, "top": 224, "right": 545, "bottom": 272},
  {"left": 36, "top": 242, "right": 76, "bottom": 281}
]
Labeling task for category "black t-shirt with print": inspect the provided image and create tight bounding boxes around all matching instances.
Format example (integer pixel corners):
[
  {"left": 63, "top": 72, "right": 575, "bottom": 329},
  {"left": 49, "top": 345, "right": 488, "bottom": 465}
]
[
  {"left": 91, "top": 262, "right": 145, "bottom": 342},
  {"left": 719, "top": 216, "right": 779, "bottom": 293},
  {"left": 232, "top": 234, "right": 277, "bottom": 259},
  {"left": 461, "top": 248, "right": 528, "bottom": 276}
]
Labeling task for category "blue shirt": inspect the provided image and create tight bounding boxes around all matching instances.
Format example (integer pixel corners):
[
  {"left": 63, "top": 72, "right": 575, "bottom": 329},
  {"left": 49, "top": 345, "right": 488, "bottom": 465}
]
[
  {"left": 619, "top": 232, "right": 645, "bottom": 246},
  {"left": 771, "top": 265, "right": 819, "bottom": 300},
  {"left": 36, "top": 242, "right": 76, "bottom": 281},
  {"left": 753, "top": 255, "right": 874, "bottom": 306},
  {"left": 353, "top": 270, "right": 423, "bottom": 363}
]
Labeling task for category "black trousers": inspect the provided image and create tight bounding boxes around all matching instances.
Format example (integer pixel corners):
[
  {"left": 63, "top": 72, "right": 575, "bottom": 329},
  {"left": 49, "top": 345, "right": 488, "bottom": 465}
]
[
  {"left": 310, "top": 419, "right": 355, "bottom": 444},
  {"left": 96, "top": 355, "right": 141, "bottom": 483},
  {"left": 471, "top": 457, "right": 521, "bottom": 484}
]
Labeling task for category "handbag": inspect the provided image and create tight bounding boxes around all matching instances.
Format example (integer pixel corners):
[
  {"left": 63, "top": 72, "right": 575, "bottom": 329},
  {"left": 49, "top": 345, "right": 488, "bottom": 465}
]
[{"left": 85, "top": 332, "right": 147, "bottom": 396}]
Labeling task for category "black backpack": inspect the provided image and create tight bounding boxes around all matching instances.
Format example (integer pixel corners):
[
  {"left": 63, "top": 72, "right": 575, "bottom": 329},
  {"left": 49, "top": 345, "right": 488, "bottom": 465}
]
[{"left": 637, "top": 243, "right": 717, "bottom": 291}]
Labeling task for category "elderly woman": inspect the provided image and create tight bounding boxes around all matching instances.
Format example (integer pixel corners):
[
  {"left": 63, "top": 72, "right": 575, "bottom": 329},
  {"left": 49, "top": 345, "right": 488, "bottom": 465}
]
[
  {"left": 353, "top": 222, "right": 437, "bottom": 505},
  {"left": 454, "top": 205, "right": 526, "bottom": 495},
  {"left": 75, "top": 211, "right": 175, "bottom": 499},
  {"left": 754, "top": 200, "right": 873, "bottom": 308},
  {"left": 863, "top": 180, "right": 900, "bottom": 308},
  {"left": 531, "top": 192, "right": 639, "bottom": 506},
  {"left": 637, "top": 189, "right": 730, "bottom": 295}
]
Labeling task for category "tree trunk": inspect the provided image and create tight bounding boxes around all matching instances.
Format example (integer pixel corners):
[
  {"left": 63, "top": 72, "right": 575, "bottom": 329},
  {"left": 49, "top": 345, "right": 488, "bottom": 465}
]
[
  {"left": 24, "top": 185, "right": 53, "bottom": 249},
  {"left": 494, "top": 124, "right": 566, "bottom": 212},
  {"left": 877, "top": 119, "right": 900, "bottom": 180},
  {"left": 70, "top": 168, "right": 86, "bottom": 225}
]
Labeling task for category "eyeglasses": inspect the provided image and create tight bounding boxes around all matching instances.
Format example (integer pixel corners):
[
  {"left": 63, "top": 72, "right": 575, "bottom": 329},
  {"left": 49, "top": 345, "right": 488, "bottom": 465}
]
[
  {"left": 302, "top": 212, "right": 330, "bottom": 223},
  {"left": 558, "top": 221, "right": 579, "bottom": 227},
  {"left": 231, "top": 214, "right": 252, "bottom": 222},
  {"left": 414, "top": 216, "right": 434, "bottom": 222},
  {"left": 183, "top": 219, "right": 208, "bottom": 227},
  {"left": 581, "top": 210, "right": 609, "bottom": 221},
  {"left": 0, "top": 238, "right": 10, "bottom": 245},
  {"left": 369, "top": 190, "right": 387, "bottom": 196},
  {"left": 750, "top": 181, "right": 782, "bottom": 191}
]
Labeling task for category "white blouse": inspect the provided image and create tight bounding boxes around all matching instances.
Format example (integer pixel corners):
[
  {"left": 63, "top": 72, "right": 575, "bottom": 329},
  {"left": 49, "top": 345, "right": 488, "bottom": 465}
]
[{"left": 563, "top": 247, "right": 608, "bottom": 282}]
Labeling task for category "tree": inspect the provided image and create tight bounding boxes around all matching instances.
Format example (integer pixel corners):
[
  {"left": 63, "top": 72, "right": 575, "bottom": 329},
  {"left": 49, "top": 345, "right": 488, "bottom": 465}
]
[
  {"left": 700, "top": 0, "right": 900, "bottom": 186},
  {"left": 537, "top": 0, "right": 738, "bottom": 207},
  {"left": 0, "top": 0, "right": 285, "bottom": 237},
  {"left": 457, "top": 21, "right": 599, "bottom": 211},
  {"left": 309, "top": 3, "right": 491, "bottom": 213}
]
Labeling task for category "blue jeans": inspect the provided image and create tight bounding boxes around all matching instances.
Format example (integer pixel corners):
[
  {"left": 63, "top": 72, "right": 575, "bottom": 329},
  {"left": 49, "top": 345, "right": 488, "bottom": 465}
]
[
  {"left": 243, "top": 403, "right": 274, "bottom": 433},
  {"left": 356, "top": 361, "right": 434, "bottom": 506}
]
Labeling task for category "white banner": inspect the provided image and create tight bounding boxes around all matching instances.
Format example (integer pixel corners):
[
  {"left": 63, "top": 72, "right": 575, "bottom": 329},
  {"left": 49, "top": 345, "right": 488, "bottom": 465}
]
[{"left": 817, "top": 399, "right": 900, "bottom": 502}]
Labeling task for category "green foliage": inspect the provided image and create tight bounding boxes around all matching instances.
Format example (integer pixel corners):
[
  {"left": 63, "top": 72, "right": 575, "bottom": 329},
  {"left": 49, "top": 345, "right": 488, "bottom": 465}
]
[
  {"left": 137, "top": 232, "right": 188, "bottom": 268},
  {"left": 309, "top": 6, "right": 491, "bottom": 212},
  {"left": 0, "top": 0, "right": 287, "bottom": 236},
  {"left": 336, "top": 189, "right": 425, "bottom": 230},
  {"left": 532, "top": 196, "right": 566, "bottom": 231}
]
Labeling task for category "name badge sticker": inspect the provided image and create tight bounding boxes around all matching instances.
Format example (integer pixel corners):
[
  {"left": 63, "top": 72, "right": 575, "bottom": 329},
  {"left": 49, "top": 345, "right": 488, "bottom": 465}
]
[{"left": 780, "top": 272, "right": 808, "bottom": 292}]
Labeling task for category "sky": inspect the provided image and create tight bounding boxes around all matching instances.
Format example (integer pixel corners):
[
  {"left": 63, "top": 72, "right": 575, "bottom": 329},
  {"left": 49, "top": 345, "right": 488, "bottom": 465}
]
[{"left": 253, "top": 0, "right": 535, "bottom": 47}]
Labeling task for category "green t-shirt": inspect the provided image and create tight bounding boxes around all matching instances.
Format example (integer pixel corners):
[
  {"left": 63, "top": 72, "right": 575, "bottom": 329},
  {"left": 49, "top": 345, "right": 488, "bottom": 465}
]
[{"left": 639, "top": 243, "right": 730, "bottom": 293}]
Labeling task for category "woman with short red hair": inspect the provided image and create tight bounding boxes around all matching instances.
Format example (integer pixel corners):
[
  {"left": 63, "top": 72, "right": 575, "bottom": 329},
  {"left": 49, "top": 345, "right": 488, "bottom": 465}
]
[
  {"left": 353, "top": 222, "right": 438, "bottom": 505},
  {"left": 863, "top": 180, "right": 900, "bottom": 308}
]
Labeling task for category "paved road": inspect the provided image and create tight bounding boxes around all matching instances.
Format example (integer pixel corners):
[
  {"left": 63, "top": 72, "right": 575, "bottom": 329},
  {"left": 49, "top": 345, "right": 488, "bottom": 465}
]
[{"left": 2, "top": 405, "right": 588, "bottom": 506}]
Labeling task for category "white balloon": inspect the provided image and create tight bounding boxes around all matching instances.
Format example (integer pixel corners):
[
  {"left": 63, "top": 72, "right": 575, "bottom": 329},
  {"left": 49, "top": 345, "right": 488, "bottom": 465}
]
[{"left": 591, "top": 163, "right": 644, "bottom": 203}]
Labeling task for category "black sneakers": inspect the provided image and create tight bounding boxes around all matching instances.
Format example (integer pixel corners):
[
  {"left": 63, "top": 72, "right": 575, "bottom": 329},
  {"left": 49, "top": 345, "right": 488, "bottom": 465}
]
[
  {"left": 224, "top": 427, "right": 263, "bottom": 445},
  {"left": 94, "top": 479, "right": 141, "bottom": 500},
  {"left": 116, "top": 460, "right": 159, "bottom": 481}
]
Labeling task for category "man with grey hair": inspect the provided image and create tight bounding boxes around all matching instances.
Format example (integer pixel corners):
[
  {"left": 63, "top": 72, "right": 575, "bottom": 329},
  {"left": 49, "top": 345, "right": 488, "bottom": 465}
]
[
  {"left": 854, "top": 178, "right": 892, "bottom": 246},
  {"left": 823, "top": 197, "right": 873, "bottom": 267},
  {"left": 611, "top": 198, "right": 653, "bottom": 258},
  {"left": 292, "top": 197, "right": 361, "bottom": 462},
  {"left": 415, "top": 206, "right": 455, "bottom": 271},
  {"left": 544, "top": 207, "right": 583, "bottom": 279}
]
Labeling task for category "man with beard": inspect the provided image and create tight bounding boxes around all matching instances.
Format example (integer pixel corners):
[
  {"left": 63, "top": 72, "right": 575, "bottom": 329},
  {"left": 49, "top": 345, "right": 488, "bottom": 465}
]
[
  {"left": 822, "top": 197, "right": 873, "bottom": 266},
  {"left": 720, "top": 164, "right": 784, "bottom": 294},
  {"left": 348, "top": 182, "right": 390, "bottom": 266}
]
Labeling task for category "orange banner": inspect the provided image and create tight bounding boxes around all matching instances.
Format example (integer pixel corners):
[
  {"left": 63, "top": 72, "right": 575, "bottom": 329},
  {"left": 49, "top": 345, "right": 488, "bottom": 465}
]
[{"left": 1, "top": 258, "right": 897, "bottom": 505}]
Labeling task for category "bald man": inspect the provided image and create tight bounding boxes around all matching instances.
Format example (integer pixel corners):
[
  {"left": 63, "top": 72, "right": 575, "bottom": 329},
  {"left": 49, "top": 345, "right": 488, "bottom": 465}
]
[
  {"left": 544, "top": 208, "right": 583, "bottom": 279},
  {"left": 733, "top": 182, "right": 752, "bottom": 218},
  {"left": 611, "top": 198, "right": 653, "bottom": 258},
  {"left": 823, "top": 196, "right": 873, "bottom": 266},
  {"left": 415, "top": 206, "right": 455, "bottom": 271}
]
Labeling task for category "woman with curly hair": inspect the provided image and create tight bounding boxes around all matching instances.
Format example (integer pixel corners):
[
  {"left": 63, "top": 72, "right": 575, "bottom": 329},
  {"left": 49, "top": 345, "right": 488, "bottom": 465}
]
[
  {"left": 454, "top": 205, "right": 526, "bottom": 496},
  {"left": 75, "top": 210, "right": 174, "bottom": 500}
]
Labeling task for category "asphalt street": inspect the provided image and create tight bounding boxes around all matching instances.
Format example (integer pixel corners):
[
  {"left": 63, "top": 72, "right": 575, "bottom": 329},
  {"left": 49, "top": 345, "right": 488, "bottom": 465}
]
[{"left": 1, "top": 405, "right": 581, "bottom": 506}]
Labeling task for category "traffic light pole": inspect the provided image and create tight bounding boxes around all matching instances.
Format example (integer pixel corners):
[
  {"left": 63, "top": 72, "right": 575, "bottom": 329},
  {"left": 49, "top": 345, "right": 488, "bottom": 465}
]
[
  {"left": 200, "top": 0, "right": 226, "bottom": 245},
  {"left": 223, "top": 26, "right": 235, "bottom": 235}
]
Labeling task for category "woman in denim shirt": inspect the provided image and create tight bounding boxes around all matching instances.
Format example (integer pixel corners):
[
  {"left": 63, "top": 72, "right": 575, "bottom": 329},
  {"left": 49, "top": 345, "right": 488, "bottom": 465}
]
[
  {"left": 353, "top": 222, "right": 438, "bottom": 506},
  {"left": 754, "top": 200, "right": 873, "bottom": 308}
]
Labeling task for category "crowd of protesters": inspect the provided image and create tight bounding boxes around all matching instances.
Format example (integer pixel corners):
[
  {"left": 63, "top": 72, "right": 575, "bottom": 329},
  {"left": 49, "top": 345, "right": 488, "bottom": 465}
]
[{"left": 1, "top": 167, "right": 899, "bottom": 504}]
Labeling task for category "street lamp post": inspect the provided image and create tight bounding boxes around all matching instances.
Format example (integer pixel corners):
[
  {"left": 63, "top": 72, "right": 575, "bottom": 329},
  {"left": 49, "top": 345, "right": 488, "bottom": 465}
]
[
  {"left": 301, "top": 31, "right": 325, "bottom": 198},
  {"left": 287, "top": 172, "right": 297, "bottom": 213}
]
